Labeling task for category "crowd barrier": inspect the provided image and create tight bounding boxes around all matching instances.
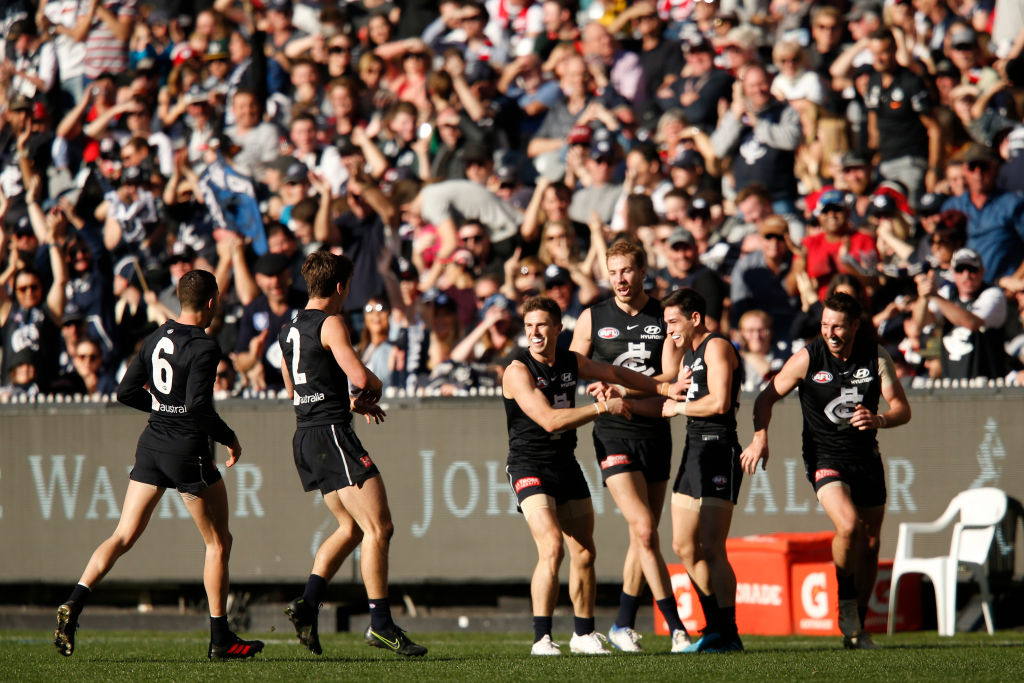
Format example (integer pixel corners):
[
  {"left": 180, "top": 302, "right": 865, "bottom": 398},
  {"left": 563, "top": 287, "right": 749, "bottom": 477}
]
[{"left": 0, "top": 390, "right": 1021, "bottom": 585}]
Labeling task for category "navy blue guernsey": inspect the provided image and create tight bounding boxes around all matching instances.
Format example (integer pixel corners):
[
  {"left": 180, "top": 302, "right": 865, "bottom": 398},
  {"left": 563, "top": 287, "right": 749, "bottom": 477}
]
[
  {"left": 504, "top": 348, "right": 579, "bottom": 464},
  {"left": 117, "top": 320, "right": 236, "bottom": 455},
  {"left": 588, "top": 296, "right": 671, "bottom": 439},
  {"left": 683, "top": 332, "right": 742, "bottom": 435},
  {"left": 798, "top": 334, "right": 882, "bottom": 463},
  {"left": 279, "top": 309, "right": 352, "bottom": 427}
]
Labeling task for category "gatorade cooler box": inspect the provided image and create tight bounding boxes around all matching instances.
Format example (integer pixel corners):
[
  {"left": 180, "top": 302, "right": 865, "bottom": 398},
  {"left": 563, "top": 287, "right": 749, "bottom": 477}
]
[{"left": 655, "top": 532, "right": 921, "bottom": 636}]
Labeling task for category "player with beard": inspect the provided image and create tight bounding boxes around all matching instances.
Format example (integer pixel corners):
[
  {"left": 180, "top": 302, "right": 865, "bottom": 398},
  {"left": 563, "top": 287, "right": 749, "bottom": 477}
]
[
  {"left": 659, "top": 288, "right": 744, "bottom": 652},
  {"left": 570, "top": 240, "right": 692, "bottom": 652},
  {"left": 740, "top": 292, "right": 911, "bottom": 649},
  {"left": 504, "top": 296, "right": 685, "bottom": 655}
]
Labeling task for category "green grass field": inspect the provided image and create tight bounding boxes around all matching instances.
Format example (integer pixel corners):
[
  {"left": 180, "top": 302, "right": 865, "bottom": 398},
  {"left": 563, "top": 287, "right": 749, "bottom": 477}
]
[{"left": 6, "top": 630, "right": 1024, "bottom": 681}]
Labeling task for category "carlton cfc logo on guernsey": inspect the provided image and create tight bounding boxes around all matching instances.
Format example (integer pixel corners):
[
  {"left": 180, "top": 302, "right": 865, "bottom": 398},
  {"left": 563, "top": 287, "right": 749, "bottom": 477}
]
[
  {"left": 597, "top": 327, "right": 620, "bottom": 339},
  {"left": 812, "top": 371, "right": 833, "bottom": 384},
  {"left": 536, "top": 377, "right": 548, "bottom": 389}
]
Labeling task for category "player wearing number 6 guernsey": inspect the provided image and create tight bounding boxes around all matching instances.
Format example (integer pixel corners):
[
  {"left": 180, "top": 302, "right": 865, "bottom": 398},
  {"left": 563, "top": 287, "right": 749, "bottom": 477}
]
[
  {"left": 740, "top": 292, "right": 911, "bottom": 650},
  {"left": 279, "top": 250, "right": 426, "bottom": 658},
  {"left": 54, "top": 270, "right": 263, "bottom": 661},
  {"left": 503, "top": 296, "right": 687, "bottom": 656}
]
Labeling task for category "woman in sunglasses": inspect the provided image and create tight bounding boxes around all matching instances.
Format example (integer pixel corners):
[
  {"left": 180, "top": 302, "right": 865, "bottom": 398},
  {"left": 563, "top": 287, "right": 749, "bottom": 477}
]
[{"left": 357, "top": 296, "right": 398, "bottom": 389}]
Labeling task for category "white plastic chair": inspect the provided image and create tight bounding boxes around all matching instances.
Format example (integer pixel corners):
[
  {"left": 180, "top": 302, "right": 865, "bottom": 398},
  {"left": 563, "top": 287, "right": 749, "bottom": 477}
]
[{"left": 888, "top": 487, "right": 1007, "bottom": 637}]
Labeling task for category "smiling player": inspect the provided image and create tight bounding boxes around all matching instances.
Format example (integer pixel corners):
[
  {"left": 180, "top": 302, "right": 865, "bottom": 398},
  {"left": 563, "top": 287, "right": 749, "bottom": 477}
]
[
  {"left": 740, "top": 292, "right": 911, "bottom": 649},
  {"left": 503, "top": 296, "right": 684, "bottom": 655}
]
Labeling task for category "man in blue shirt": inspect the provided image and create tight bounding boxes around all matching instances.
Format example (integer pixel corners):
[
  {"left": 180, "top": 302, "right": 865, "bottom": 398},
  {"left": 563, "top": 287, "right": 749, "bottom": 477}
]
[{"left": 942, "top": 144, "right": 1024, "bottom": 281}]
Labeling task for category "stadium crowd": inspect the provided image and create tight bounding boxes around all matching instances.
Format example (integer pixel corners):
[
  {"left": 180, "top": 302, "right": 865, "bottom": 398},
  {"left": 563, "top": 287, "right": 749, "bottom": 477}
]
[{"left": 2, "top": 0, "right": 1024, "bottom": 400}]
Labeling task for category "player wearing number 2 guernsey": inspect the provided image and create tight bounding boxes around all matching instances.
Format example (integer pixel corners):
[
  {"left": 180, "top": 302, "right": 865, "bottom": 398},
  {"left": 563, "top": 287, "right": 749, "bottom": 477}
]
[
  {"left": 279, "top": 250, "right": 426, "bottom": 659},
  {"left": 741, "top": 292, "right": 911, "bottom": 651},
  {"left": 54, "top": 270, "right": 262, "bottom": 662}
]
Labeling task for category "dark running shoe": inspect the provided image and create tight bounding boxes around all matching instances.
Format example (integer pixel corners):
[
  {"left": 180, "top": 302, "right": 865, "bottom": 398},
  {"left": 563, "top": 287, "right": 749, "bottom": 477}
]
[
  {"left": 285, "top": 598, "right": 322, "bottom": 655},
  {"left": 54, "top": 603, "right": 79, "bottom": 657},
  {"left": 365, "top": 624, "right": 427, "bottom": 657},
  {"left": 208, "top": 634, "right": 265, "bottom": 661}
]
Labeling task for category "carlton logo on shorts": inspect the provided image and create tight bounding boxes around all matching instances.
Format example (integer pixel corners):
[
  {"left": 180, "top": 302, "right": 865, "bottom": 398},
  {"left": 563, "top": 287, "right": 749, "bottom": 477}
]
[
  {"left": 815, "top": 468, "right": 840, "bottom": 482},
  {"left": 600, "top": 454, "right": 631, "bottom": 470},
  {"left": 514, "top": 476, "right": 541, "bottom": 493},
  {"left": 535, "top": 377, "right": 548, "bottom": 388},
  {"left": 712, "top": 475, "right": 728, "bottom": 489},
  {"left": 597, "top": 326, "right": 620, "bottom": 339},
  {"left": 360, "top": 456, "right": 373, "bottom": 468},
  {"left": 812, "top": 371, "right": 833, "bottom": 384}
]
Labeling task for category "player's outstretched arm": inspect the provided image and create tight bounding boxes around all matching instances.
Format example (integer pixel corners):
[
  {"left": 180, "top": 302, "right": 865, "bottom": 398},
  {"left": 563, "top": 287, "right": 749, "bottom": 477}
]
[
  {"left": 503, "top": 360, "right": 631, "bottom": 432},
  {"left": 740, "top": 348, "right": 808, "bottom": 474},
  {"left": 116, "top": 352, "right": 153, "bottom": 413},
  {"left": 576, "top": 353, "right": 685, "bottom": 401},
  {"left": 321, "top": 315, "right": 383, "bottom": 402}
]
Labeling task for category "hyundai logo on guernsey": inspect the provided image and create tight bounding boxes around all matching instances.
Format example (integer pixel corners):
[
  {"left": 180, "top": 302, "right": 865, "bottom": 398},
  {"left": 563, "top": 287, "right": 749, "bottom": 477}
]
[
  {"left": 644, "top": 325, "right": 661, "bottom": 335},
  {"left": 561, "top": 373, "right": 574, "bottom": 384},
  {"left": 851, "top": 367, "right": 872, "bottom": 384},
  {"left": 812, "top": 371, "right": 833, "bottom": 383},
  {"left": 597, "top": 327, "right": 619, "bottom": 339}
]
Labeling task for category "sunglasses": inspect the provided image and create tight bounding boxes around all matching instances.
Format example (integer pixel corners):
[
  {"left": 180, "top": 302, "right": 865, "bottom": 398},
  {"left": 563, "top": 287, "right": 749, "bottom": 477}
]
[
  {"left": 762, "top": 233, "right": 786, "bottom": 241},
  {"left": 364, "top": 303, "right": 388, "bottom": 313},
  {"left": 820, "top": 206, "right": 846, "bottom": 215},
  {"left": 76, "top": 353, "right": 100, "bottom": 361},
  {"left": 328, "top": 46, "right": 351, "bottom": 54},
  {"left": 17, "top": 284, "right": 41, "bottom": 293},
  {"left": 966, "top": 161, "right": 992, "bottom": 173},
  {"left": 460, "top": 234, "right": 485, "bottom": 244},
  {"left": 954, "top": 265, "right": 980, "bottom": 274}
]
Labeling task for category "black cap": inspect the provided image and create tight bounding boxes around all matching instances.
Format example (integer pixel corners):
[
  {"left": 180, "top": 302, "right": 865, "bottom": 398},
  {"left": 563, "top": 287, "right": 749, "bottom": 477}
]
[
  {"left": 98, "top": 136, "right": 120, "bottom": 160},
  {"left": 670, "top": 149, "right": 704, "bottom": 169},
  {"left": 462, "top": 141, "right": 492, "bottom": 165},
  {"left": 336, "top": 139, "right": 360, "bottom": 157},
  {"left": 167, "top": 242, "right": 196, "bottom": 264},
  {"left": 495, "top": 164, "right": 518, "bottom": 186},
  {"left": 121, "top": 165, "right": 147, "bottom": 185},
  {"left": 543, "top": 264, "right": 572, "bottom": 287},
  {"left": 684, "top": 36, "right": 714, "bottom": 54},
  {"left": 919, "top": 192, "right": 947, "bottom": 216},
  {"left": 5, "top": 347, "right": 36, "bottom": 371},
  {"left": 867, "top": 193, "right": 898, "bottom": 217},
  {"left": 687, "top": 197, "right": 711, "bottom": 219},
  {"left": 13, "top": 214, "right": 34, "bottom": 237},
  {"left": 841, "top": 151, "right": 870, "bottom": 169},
  {"left": 7, "top": 19, "right": 37, "bottom": 39},
  {"left": 253, "top": 253, "right": 291, "bottom": 276},
  {"left": 395, "top": 257, "right": 419, "bottom": 281},
  {"left": 464, "top": 60, "right": 494, "bottom": 85},
  {"left": 590, "top": 138, "right": 615, "bottom": 160},
  {"left": 62, "top": 308, "right": 86, "bottom": 326},
  {"left": 283, "top": 161, "right": 310, "bottom": 184}
]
